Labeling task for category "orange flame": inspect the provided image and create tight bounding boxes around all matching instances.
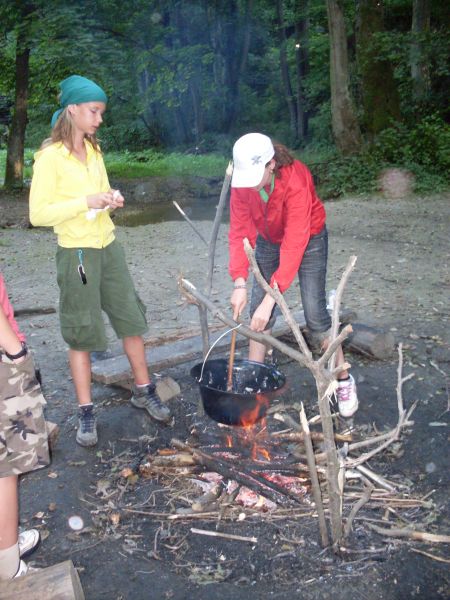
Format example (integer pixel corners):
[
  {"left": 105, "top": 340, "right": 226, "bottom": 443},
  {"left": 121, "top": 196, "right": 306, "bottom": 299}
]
[
  {"left": 239, "top": 393, "right": 269, "bottom": 428},
  {"left": 219, "top": 393, "right": 272, "bottom": 461}
]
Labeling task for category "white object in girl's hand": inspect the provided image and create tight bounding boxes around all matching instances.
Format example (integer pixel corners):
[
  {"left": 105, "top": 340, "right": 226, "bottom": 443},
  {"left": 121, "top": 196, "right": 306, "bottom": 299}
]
[{"left": 86, "top": 190, "right": 119, "bottom": 220}]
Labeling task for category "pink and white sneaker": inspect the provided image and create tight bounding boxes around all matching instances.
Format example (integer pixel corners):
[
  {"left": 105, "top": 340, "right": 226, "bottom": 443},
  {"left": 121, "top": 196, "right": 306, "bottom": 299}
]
[{"left": 336, "top": 375, "right": 359, "bottom": 418}]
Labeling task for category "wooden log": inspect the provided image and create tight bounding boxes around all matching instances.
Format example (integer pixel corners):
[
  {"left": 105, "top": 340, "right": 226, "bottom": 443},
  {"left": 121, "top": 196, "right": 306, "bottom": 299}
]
[
  {"left": 0, "top": 560, "right": 85, "bottom": 599},
  {"left": 14, "top": 306, "right": 56, "bottom": 318},
  {"left": 342, "top": 323, "right": 396, "bottom": 360},
  {"left": 91, "top": 308, "right": 357, "bottom": 385}
]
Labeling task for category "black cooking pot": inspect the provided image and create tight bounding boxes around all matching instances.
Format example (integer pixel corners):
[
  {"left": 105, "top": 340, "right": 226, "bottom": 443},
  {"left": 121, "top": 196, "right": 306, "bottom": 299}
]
[{"left": 190, "top": 358, "right": 286, "bottom": 426}]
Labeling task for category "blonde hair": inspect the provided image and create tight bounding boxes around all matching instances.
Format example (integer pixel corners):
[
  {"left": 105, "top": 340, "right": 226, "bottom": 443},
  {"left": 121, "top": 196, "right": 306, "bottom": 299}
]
[{"left": 40, "top": 107, "right": 100, "bottom": 152}]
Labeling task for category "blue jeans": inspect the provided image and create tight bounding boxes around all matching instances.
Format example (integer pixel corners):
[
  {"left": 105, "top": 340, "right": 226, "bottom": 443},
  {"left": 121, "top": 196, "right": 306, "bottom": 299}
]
[{"left": 249, "top": 227, "right": 331, "bottom": 338}]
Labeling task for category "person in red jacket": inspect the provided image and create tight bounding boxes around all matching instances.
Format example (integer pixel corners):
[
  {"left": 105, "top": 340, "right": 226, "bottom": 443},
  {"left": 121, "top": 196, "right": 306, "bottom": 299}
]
[{"left": 229, "top": 133, "right": 358, "bottom": 417}]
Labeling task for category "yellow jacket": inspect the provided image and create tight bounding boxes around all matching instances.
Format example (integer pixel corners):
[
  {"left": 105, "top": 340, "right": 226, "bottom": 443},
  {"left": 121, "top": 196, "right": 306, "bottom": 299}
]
[{"left": 29, "top": 141, "right": 115, "bottom": 248}]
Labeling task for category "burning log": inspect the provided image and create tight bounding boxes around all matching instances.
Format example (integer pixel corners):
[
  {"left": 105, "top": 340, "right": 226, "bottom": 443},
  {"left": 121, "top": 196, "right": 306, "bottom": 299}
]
[{"left": 171, "top": 438, "right": 306, "bottom": 507}]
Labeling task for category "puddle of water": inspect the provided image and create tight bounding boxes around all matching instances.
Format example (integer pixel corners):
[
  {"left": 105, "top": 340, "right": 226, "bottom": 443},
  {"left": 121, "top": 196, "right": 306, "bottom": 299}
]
[{"left": 114, "top": 197, "right": 230, "bottom": 227}]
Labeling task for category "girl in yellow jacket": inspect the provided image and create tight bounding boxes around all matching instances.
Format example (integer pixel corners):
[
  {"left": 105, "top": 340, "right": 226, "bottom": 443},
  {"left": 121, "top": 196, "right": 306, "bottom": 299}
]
[{"left": 29, "top": 75, "right": 170, "bottom": 447}]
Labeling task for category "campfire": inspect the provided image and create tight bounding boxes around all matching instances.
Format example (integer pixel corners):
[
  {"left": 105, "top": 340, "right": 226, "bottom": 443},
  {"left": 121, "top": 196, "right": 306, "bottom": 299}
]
[{"left": 135, "top": 396, "right": 354, "bottom": 515}]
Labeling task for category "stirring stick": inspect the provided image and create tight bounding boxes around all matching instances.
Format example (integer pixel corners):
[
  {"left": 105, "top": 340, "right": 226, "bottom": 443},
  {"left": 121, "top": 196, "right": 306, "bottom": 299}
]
[{"left": 227, "top": 328, "right": 237, "bottom": 391}]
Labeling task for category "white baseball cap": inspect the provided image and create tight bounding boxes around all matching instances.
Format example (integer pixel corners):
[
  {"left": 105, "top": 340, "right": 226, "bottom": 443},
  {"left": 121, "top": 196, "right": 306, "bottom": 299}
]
[{"left": 231, "top": 133, "right": 275, "bottom": 188}]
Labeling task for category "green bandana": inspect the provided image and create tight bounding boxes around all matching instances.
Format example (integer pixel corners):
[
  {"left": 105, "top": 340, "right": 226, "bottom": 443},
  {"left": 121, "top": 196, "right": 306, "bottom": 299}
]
[{"left": 51, "top": 75, "right": 108, "bottom": 127}]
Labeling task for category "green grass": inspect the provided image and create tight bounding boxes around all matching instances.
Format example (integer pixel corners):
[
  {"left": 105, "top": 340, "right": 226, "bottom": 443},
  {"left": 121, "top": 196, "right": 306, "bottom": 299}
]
[{"left": 104, "top": 149, "right": 229, "bottom": 179}]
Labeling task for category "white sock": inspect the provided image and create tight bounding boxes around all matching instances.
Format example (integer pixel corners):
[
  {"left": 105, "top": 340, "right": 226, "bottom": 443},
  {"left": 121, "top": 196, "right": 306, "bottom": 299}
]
[
  {"left": 0, "top": 542, "right": 20, "bottom": 580},
  {"left": 135, "top": 383, "right": 150, "bottom": 389}
]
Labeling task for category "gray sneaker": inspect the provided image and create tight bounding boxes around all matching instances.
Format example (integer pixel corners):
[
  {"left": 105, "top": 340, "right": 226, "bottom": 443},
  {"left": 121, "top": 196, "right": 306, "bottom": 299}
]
[
  {"left": 76, "top": 405, "right": 98, "bottom": 447},
  {"left": 130, "top": 383, "right": 171, "bottom": 422}
]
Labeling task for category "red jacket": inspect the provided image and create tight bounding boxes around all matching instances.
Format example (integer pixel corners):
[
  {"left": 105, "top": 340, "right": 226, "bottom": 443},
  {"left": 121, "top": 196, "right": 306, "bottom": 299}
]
[{"left": 228, "top": 160, "right": 326, "bottom": 293}]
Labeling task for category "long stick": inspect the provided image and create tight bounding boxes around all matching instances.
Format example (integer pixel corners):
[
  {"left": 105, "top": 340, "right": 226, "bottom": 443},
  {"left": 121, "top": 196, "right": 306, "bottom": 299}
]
[
  {"left": 366, "top": 524, "right": 450, "bottom": 543},
  {"left": 227, "top": 328, "right": 237, "bottom": 391},
  {"left": 343, "top": 484, "right": 373, "bottom": 539},
  {"left": 172, "top": 201, "right": 208, "bottom": 246},
  {"left": 190, "top": 528, "right": 257, "bottom": 544},
  {"left": 299, "top": 403, "right": 330, "bottom": 547}
]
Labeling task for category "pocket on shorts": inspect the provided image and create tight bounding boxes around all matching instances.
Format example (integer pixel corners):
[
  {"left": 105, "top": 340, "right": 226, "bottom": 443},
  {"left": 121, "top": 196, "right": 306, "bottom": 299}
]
[
  {"left": 0, "top": 376, "right": 50, "bottom": 477},
  {"left": 0, "top": 355, "right": 42, "bottom": 402},
  {"left": 60, "top": 309, "right": 92, "bottom": 348}
]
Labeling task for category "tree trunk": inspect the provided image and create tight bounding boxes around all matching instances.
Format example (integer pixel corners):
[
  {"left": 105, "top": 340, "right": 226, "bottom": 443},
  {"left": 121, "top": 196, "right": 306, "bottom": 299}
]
[
  {"left": 410, "top": 0, "right": 431, "bottom": 101},
  {"left": 189, "top": 80, "right": 203, "bottom": 145},
  {"left": 4, "top": 31, "right": 30, "bottom": 188},
  {"left": 356, "top": 0, "right": 400, "bottom": 137},
  {"left": 294, "top": 4, "right": 310, "bottom": 142},
  {"left": 276, "top": 0, "right": 298, "bottom": 143},
  {"left": 325, "top": 0, "right": 362, "bottom": 155}
]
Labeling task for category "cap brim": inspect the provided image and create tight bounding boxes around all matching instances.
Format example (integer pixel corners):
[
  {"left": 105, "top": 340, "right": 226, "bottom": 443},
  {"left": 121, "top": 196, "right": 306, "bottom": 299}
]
[{"left": 231, "top": 164, "right": 266, "bottom": 188}]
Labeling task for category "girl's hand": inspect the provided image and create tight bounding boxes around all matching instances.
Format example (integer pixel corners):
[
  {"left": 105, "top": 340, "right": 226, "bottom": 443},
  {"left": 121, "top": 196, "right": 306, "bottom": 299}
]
[
  {"left": 231, "top": 287, "right": 247, "bottom": 320},
  {"left": 86, "top": 192, "right": 113, "bottom": 209},
  {"left": 109, "top": 189, "right": 124, "bottom": 210},
  {"left": 250, "top": 294, "right": 276, "bottom": 332}
]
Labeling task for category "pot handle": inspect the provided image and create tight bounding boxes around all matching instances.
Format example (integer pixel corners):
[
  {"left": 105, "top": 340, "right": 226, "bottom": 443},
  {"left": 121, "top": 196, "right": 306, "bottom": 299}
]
[{"left": 198, "top": 323, "right": 242, "bottom": 382}]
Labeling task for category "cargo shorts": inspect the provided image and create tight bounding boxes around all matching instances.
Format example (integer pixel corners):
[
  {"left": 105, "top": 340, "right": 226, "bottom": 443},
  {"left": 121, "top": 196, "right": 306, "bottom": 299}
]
[
  {"left": 0, "top": 354, "right": 50, "bottom": 478},
  {"left": 56, "top": 240, "right": 148, "bottom": 351}
]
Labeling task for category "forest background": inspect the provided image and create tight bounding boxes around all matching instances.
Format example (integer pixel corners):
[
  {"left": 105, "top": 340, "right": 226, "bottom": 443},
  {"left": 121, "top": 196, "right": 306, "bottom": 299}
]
[{"left": 0, "top": 0, "right": 449, "bottom": 199}]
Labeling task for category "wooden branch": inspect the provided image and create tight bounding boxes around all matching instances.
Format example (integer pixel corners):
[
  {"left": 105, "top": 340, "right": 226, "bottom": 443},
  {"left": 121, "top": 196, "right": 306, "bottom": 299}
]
[
  {"left": 343, "top": 484, "right": 374, "bottom": 539},
  {"left": 366, "top": 523, "right": 450, "bottom": 544},
  {"left": 355, "top": 465, "right": 397, "bottom": 492},
  {"left": 317, "top": 380, "right": 343, "bottom": 546},
  {"left": 327, "top": 256, "right": 357, "bottom": 373},
  {"left": 206, "top": 162, "right": 233, "bottom": 298},
  {"left": 299, "top": 403, "right": 330, "bottom": 547},
  {"left": 318, "top": 325, "right": 353, "bottom": 367},
  {"left": 179, "top": 278, "right": 310, "bottom": 367},
  {"left": 190, "top": 528, "right": 257, "bottom": 544},
  {"left": 411, "top": 548, "right": 450, "bottom": 564},
  {"left": 173, "top": 201, "right": 208, "bottom": 245},
  {"left": 346, "top": 344, "right": 416, "bottom": 468}
]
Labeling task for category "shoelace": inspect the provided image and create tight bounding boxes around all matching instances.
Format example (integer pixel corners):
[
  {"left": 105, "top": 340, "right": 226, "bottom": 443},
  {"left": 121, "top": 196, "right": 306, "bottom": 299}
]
[
  {"left": 148, "top": 393, "right": 164, "bottom": 409},
  {"left": 337, "top": 383, "right": 351, "bottom": 402},
  {"left": 80, "top": 409, "right": 95, "bottom": 432}
]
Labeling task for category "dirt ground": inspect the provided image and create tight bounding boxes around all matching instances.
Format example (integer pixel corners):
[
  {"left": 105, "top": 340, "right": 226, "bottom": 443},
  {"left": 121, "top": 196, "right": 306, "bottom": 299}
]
[{"left": 0, "top": 187, "right": 449, "bottom": 599}]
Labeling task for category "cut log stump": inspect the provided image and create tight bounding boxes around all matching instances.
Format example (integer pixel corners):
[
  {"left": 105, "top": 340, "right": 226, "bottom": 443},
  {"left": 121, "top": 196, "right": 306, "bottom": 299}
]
[
  {"left": 0, "top": 560, "right": 85, "bottom": 599},
  {"left": 343, "top": 323, "right": 396, "bottom": 360},
  {"left": 117, "top": 375, "right": 181, "bottom": 399}
]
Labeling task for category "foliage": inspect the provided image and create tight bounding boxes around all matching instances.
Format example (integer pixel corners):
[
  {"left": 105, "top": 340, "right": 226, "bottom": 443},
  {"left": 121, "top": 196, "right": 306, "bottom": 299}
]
[{"left": 312, "top": 115, "right": 450, "bottom": 198}]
